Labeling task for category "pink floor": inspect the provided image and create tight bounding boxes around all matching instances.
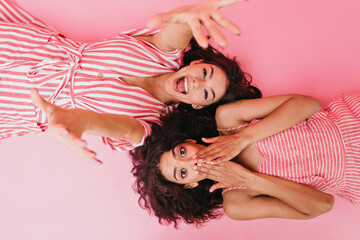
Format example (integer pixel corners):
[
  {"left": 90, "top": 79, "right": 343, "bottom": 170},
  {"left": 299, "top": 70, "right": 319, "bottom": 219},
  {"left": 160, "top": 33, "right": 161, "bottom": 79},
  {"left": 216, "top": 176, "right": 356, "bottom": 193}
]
[{"left": 1, "top": 0, "right": 360, "bottom": 239}]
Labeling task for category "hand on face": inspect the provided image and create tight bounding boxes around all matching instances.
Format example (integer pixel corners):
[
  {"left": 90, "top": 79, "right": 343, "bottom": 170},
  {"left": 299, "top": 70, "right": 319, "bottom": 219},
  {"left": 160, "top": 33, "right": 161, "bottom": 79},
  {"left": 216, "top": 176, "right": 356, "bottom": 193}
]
[
  {"left": 192, "top": 131, "right": 251, "bottom": 164},
  {"left": 30, "top": 89, "right": 102, "bottom": 165},
  {"left": 195, "top": 161, "right": 251, "bottom": 192},
  {"left": 147, "top": 0, "right": 245, "bottom": 48}
]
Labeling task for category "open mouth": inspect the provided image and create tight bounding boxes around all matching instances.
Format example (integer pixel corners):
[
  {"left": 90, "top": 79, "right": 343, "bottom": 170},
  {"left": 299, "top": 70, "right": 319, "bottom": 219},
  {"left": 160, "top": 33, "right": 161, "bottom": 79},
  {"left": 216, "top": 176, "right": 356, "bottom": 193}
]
[{"left": 174, "top": 77, "right": 189, "bottom": 94}]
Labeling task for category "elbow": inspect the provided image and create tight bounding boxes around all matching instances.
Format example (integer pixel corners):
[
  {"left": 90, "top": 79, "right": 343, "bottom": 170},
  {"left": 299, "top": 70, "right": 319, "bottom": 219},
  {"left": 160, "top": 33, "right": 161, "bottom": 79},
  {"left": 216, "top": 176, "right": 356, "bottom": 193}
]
[
  {"left": 306, "top": 194, "right": 334, "bottom": 219},
  {"left": 319, "top": 194, "right": 335, "bottom": 214},
  {"left": 303, "top": 95, "right": 322, "bottom": 115}
]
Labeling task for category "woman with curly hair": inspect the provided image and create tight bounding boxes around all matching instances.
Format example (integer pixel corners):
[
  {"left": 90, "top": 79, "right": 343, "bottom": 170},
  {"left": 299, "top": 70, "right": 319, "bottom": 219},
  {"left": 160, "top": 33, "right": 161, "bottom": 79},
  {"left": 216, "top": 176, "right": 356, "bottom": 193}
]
[
  {"left": 1, "top": 0, "right": 259, "bottom": 163},
  {"left": 130, "top": 93, "right": 360, "bottom": 226}
]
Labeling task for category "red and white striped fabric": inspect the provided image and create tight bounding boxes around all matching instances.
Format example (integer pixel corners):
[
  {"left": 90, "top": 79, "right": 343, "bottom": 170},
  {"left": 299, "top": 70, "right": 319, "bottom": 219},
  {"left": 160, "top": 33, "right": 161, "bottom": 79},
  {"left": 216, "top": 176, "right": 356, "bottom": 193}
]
[
  {"left": 223, "top": 94, "right": 360, "bottom": 204},
  {"left": 0, "top": 0, "right": 182, "bottom": 151}
]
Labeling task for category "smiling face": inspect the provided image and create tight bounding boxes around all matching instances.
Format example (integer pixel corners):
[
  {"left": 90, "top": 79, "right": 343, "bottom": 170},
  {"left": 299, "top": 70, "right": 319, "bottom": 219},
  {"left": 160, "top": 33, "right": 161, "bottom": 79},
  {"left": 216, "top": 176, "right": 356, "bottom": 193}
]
[
  {"left": 165, "top": 61, "right": 228, "bottom": 108},
  {"left": 159, "top": 140, "right": 207, "bottom": 187}
]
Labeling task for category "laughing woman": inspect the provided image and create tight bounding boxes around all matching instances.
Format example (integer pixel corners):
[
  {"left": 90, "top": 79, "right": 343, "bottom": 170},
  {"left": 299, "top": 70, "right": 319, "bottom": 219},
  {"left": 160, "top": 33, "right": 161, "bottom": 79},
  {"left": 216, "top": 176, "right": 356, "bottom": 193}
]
[{"left": 0, "top": 0, "right": 260, "bottom": 162}]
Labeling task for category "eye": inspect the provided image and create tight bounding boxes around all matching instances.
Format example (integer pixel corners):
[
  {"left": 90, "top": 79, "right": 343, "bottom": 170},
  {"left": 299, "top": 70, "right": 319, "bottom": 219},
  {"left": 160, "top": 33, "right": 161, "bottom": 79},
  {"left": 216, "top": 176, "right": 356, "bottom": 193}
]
[
  {"left": 179, "top": 146, "right": 186, "bottom": 157},
  {"left": 203, "top": 68, "right": 207, "bottom": 79},
  {"left": 180, "top": 168, "right": 187, "bottom": 178},
  {"left": 204, "top": 89, "right": 208, "bottom": 100}
]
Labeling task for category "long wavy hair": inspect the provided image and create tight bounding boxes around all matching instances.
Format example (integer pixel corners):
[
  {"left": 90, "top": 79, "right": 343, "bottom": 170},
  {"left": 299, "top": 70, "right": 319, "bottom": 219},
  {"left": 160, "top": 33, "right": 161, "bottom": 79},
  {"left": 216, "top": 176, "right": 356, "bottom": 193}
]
[
  {"left": 130, "top": 111, "right": 223, "bottom": 227},
  {"left": 178, "top": 38, "right": 262, "bottom": 114}
]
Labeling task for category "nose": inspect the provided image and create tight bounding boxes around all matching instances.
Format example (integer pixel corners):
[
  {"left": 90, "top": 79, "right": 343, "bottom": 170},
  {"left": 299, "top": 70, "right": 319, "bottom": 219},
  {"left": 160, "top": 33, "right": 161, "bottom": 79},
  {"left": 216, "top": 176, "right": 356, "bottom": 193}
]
[{"left": 192, "top": 77, "right": 203, "bottom": 89}]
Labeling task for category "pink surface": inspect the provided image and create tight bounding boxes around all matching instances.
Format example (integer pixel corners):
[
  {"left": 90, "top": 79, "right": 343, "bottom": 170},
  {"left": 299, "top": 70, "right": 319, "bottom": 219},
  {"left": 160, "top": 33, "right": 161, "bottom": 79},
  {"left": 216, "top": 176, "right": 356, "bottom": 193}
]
[{"left": 1, "top": 0, "right": 359, "bottom": 239}]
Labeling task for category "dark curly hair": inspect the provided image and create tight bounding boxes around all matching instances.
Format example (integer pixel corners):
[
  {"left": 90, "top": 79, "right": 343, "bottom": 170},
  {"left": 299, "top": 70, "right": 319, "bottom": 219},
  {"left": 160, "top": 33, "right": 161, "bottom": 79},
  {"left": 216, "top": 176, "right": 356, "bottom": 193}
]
[
  {"left": 130, "top": 110, "right": 224, "bottom": 227},
  {"left": 178, "top": 38, "right": 262, "bottom": 114}
]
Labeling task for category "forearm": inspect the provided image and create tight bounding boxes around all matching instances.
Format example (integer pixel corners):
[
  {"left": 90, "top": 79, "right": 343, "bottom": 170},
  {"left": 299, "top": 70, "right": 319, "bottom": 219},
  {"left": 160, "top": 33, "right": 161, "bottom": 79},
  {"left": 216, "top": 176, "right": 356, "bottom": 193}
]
[
  {"left": 248, "top": 173, "right": 334, "bottom": 217},
  {"left": 218, "top": 95, "right": 322, "bottom": 144},
  {"left": 153, "top": 23, "right": 193, "bottom": 52},
  {"left": 80, "top": 110, "right": 144, "bottom": 144},
  {"left": 244, "top": 95, "right": 321, "bottom": 143}
]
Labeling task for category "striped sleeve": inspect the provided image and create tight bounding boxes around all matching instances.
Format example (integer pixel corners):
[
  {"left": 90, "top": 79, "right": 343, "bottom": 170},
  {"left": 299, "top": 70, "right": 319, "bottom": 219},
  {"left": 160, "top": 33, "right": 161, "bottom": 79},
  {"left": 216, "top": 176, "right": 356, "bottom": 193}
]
[
  {"left": 101, "top": 119, "right": 152, "bottom": 151},
  {"left": 0, "top": 0, "right": 57, "bottom": 31}
]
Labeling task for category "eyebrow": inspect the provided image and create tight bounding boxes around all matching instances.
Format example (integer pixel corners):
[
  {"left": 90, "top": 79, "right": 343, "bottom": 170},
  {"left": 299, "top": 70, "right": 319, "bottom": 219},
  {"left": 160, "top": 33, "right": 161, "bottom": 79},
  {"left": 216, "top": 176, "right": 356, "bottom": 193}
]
[{"left": 171, "top": 148, "right": 178, "bottom": 180}]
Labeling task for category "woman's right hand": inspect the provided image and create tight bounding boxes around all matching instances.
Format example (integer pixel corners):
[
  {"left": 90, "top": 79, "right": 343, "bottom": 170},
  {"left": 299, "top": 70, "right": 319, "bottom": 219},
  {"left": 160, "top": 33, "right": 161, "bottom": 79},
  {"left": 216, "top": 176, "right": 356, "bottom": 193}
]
[
  {"left": 147, "top": 0, "right": 245, "bottom": 48},
  {"left": 196, "top": 161, "right": 253, "bottom": 192},
  {"left": 30, "top": 89, "right": 102, "bottom": 165},
  {"left": 192, "top": 130, "right": 251, "bottom": 164}
]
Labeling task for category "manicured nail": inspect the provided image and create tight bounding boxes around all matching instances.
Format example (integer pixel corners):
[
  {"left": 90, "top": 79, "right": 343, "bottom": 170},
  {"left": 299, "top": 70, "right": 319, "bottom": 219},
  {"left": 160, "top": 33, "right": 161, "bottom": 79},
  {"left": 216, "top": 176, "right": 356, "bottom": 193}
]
[
  {"left": 195, "top": 171, "right": 199, "bottom": 175},
  {"left": 198, "top": 159, "right": 204, "bottom": 163},
  {"left": 193, "top": 165, "right": 197, "bottom": 170},
  {"left": 192, "top": 159, "right": 198, "bottom": 164},
  {"left": 197, "top": 163, "right": 202, "bottom": 166}
]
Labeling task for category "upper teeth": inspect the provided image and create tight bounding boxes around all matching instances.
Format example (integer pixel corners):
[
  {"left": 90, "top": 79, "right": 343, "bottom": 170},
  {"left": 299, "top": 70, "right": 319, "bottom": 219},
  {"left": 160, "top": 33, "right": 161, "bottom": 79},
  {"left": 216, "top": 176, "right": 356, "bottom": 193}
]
[{"left": 184, "top": 78, "right": 188, "bottom": 94}]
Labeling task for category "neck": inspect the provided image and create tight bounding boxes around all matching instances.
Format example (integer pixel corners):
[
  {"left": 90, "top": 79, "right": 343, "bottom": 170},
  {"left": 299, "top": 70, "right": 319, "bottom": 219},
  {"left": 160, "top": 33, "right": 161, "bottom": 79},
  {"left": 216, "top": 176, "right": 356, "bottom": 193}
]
[{"left": 143, "top": 72, "right": 175, "bottom": 104}]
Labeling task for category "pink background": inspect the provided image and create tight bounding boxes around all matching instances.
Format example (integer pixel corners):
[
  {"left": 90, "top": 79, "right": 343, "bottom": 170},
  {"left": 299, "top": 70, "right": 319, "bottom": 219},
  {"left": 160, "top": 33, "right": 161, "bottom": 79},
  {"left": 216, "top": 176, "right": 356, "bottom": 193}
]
[{"left": 1, "top": 0, "right": 360, "bottom": 239}]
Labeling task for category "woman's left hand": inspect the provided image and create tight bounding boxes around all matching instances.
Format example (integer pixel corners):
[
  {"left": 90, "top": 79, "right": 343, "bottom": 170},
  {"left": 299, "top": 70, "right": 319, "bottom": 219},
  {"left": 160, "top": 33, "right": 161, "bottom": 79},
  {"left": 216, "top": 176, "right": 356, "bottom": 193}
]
[
  {"left": 147, "top": 0, "right": 244, "bottom": 48},
  {"left": 196, "top": 161, "right": 252, "bottom": 192},
  {"left": 192, "top": 132, "right": 251, "bottom": 164}
]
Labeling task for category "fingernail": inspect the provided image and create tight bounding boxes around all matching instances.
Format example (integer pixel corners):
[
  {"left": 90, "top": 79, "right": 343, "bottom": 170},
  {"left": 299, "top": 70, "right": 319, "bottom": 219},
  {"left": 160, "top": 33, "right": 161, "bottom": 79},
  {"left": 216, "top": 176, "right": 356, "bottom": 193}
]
[
  {"left": 197, "top": 163, "right": 202, "bottom": 167},
  {"left": 195, "top": 171, "right": 199, "bottom": 175},
  {"left": 192, "top": 159, "right": 198, "bottom": 164},
  {"left": 198, "top": 159, "right": 203, "bottom": 163},
  {"left": 193, "top": 165, "right": 197, "bottom": 170},
  {"left": 192, "top": 155, "right": 197, "bottom": 159}
]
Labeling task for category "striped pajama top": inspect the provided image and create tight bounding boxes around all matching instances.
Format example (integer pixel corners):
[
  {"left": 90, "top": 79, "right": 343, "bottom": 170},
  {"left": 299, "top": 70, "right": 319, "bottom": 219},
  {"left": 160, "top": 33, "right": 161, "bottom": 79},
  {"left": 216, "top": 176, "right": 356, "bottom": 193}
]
[
  {"left": 223, "top": 94, "right": 360, "bottom": 204},
  {"left": 0, "top": 0, "right": 181, "bottom": 150}
]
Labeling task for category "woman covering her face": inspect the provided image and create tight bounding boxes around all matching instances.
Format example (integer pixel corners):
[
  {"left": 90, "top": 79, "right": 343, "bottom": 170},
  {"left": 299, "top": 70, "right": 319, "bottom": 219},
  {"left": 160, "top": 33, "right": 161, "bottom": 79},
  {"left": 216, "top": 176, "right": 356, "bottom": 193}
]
[
  {"left": 0, "top": 0, "right": 259, "bottom": 163},
  {"left": 131, "top": 93, "right": 359, "bottom": 227}
]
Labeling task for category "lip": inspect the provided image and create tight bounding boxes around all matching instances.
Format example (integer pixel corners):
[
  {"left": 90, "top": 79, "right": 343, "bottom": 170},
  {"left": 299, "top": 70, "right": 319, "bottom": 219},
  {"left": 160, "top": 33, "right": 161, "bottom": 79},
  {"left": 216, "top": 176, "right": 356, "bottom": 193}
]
[{"left": 173, "top": 76, "right": 189, "bottom": 95}]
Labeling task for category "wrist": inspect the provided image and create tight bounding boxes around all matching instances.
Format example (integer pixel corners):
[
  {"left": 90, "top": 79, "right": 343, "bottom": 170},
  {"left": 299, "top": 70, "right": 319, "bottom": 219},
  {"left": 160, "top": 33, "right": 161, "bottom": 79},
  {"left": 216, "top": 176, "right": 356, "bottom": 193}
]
[
  {"left": 234, "top": 129, "right": 253, "bottom": 147},
  {"left": 246, "top": 173, "right": 268, "bottom": 195}
]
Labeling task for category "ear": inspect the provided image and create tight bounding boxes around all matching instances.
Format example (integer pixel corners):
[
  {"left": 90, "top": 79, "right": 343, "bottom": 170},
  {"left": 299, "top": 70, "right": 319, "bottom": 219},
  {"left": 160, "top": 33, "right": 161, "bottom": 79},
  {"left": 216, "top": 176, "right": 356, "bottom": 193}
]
[
  {"left": 191, "top": 104, "right": 204, "bottom": 109},
  {"left": 184, "top": 182, "right": 199, "bottom": 189},
  {"left": 189, "top": 59, "right": 203, "bottom": 66}
]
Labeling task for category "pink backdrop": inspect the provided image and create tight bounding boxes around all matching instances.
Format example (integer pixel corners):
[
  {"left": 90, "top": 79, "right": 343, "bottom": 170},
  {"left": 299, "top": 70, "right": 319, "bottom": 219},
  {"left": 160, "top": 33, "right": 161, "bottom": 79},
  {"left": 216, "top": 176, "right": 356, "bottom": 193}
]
[{"left": 1, "top": 0, "right": 360, "bottom": 239}]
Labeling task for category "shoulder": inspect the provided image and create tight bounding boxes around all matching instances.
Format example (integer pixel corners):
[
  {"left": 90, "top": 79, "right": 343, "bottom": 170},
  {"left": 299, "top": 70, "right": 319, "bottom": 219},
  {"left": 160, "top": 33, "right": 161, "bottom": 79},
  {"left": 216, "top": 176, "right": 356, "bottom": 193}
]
[
  {"left": 222, "top": 188, "right": 250, "bottom": 220},
  {"left": 215, "top": 101, "right": 247, "bottom": 130}
]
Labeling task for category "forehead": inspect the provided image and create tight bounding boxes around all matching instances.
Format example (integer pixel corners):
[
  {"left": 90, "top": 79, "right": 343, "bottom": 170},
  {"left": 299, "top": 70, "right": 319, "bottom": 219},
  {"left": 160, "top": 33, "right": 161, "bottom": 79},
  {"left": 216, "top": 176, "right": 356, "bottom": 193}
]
[{"left": 158, "top": 150, "right": 174, "bottom": 181}]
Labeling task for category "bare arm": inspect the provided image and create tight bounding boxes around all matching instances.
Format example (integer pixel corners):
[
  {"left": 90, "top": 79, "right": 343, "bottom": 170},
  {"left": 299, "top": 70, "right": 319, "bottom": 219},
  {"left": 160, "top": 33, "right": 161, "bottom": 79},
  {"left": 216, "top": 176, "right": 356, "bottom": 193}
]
[
  {"left": 30, "top": 89, "right": 144, "bottom": 164},
  {"left": 197, "top": 161, "right": 334, "bottom": 220},
  {"left": 194, "top": 94, "right": 322, "bottom": 163},
  {"left": 139, "top": 0, "right": 244, "bottom": 52}
]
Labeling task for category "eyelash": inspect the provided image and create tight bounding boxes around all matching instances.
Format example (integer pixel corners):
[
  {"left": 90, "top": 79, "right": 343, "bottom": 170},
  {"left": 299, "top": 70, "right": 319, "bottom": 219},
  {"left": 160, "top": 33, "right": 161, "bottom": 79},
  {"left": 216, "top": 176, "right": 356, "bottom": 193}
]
[
  {"left": 203, "top": 68, "right": 208, "bottom": 100},
  {"left": 203, "top": 68, "right": 207, "bottom": 79}
]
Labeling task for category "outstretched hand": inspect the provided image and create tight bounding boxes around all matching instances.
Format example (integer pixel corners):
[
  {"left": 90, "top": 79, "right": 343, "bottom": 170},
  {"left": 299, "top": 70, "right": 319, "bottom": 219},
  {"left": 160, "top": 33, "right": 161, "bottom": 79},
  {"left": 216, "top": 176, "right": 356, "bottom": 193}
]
[
  {"left": 192, "top": 132, "right": 251, "bottom": 164},
  {"left": 147, "top": 0, "right": 245, "bottom": 48},
  {"left": 30, "top": 89, "right": 102, "bottom": 165},
  {"left": 196, "top": 161, "right": 251, "bottom": 192}
]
